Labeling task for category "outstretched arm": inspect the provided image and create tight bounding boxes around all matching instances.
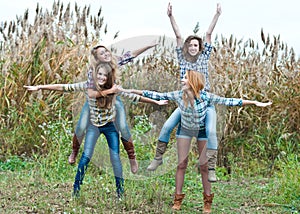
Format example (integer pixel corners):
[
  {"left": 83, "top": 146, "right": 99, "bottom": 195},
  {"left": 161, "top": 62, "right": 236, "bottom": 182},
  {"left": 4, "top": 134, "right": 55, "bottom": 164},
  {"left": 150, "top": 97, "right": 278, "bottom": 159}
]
[
  {"left": 167, "top": 2, "right": 183, "bottom": 47},
  {"left": 242, "top": 100, "right": 272, "bottom": 107},
  {"left": 122, "top": 88, "right": 143, "bottom": 95},
  {"left": 88, "top": 84, "right": 119, "bottom": 98},
  {"left": 131, "top": 40, "right": 158, "bottom": 58},
  {"left": 117, "top": 87, "right": 168, "bottom": 106},
  {"left": 139, "top": 96, "right": 168, "bottom": 106},
  {"left": 24, "top": 84, "right": 64, "bottom": 91},
  {"left": 206, "top": 3, "right": 222, "bottom": 44},
  {"left": 206, "top": 92, "right": 272, "bottom": 108},
  {"left": 24, "top": 82, "right": 86, "bottom": 93}
]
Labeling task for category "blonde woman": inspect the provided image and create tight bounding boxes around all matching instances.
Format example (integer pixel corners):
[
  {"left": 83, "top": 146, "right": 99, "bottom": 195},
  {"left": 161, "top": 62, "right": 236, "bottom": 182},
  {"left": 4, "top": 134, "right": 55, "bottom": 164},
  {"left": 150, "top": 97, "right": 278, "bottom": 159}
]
[
  {"left": 24, "top": 63, "right": 167, "bottom": 198},
  {"left": 70, "top": 42, "right": 157, "bottom": 175}
]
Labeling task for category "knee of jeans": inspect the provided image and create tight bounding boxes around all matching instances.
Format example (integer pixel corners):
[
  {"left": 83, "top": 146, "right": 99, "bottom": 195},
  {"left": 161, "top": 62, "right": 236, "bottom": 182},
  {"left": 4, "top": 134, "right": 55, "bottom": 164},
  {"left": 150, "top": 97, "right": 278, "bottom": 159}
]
[
  {"left": 110, "top": 152, "right": 121, "bottom": 163},
  {"left": 161, "top": 124, "right": 174, "bottom": 135}
]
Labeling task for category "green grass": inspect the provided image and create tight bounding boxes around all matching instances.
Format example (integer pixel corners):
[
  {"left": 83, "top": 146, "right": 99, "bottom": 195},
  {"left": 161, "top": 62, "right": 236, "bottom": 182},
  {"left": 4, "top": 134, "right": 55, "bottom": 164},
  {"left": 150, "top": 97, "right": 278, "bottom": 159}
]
[
  {"left": 0, "top": 115, "right": 299, "bottom": 213},
  {"left": 0, "top": 155, "right": 299, "bottom": 214}
]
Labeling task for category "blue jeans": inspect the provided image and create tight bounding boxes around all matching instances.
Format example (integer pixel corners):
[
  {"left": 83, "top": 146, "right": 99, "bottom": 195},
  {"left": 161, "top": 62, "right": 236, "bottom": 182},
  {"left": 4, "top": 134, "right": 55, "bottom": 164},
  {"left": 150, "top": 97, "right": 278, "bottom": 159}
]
[
  {"left": 75, "top": 96, "right": 131, "bottom": 142},
  {"left": 158, "top": 107, "right": 181, "bottom": 143},
  {"left": 113, "top": 96, "right": 131, "bottom": 141},
  {"left": 75, "top": 101, "right": 90, "bottom": 140},
  {"left": 73, "top": 121, "right": 123, "bottom": 194},
  {"left": 158, "top": 105, "right": 218, "bottom": 150},
  {"left": 205, "top": 105, "right": 218, "bottom": 150}
]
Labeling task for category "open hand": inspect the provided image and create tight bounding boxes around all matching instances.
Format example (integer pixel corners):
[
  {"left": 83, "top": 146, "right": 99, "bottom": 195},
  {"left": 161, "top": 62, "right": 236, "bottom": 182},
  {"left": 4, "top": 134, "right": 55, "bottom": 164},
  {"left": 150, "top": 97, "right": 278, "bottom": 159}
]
[
  {"left": 255, "top": 101, "right": 272, "bottom": 107},
  {"left": 216, "top": 3, "right": 222, "bottom": 15},
  {"left": 157, "top": 100, "right": 168, "bottom": 106},
  {"left": 167, "top": 2, "right": 172, "bottom": 17},
  {"left": 24, "top": 85, "right": 39, "bottom": 91}
]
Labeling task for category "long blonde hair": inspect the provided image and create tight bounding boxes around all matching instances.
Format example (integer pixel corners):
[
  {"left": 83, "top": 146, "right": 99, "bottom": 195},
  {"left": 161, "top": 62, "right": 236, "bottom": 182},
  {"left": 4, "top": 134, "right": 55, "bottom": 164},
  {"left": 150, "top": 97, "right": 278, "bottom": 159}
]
[
  {"left": 92, "top": 62, "right": 117, "bottom": 108},
  {"left": 90, "top": 45, "right": 118, "bottom": 76}
]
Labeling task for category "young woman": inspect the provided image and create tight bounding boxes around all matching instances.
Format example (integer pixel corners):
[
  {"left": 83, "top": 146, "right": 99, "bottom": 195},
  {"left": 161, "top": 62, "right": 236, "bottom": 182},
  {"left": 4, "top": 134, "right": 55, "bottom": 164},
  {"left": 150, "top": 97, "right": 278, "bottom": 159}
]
[
  {"left": 70, "top": 42, "right": 158, "bottom": 175},
  {"left": 147, "top": 3, "right": 222, "bottom": 183},
  {"left": 24, "top": 63, "right": 167, "bottom": 198},
  {"left": 125, "top": 70, "right": 271, "bottom": 212}
]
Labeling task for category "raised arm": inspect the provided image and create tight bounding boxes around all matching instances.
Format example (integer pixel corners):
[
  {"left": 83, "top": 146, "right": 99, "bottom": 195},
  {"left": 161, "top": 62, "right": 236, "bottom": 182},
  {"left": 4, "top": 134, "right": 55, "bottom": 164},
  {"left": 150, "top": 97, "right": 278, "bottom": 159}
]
[
  {"left": 167, "top": 2, "right": 183, "bottom": 47},
  {"left": 131, "top": 40, "right": 158, "bottom": 58},
  {"left": 206, "top": 3, "right": 222, "bottom": 44}
]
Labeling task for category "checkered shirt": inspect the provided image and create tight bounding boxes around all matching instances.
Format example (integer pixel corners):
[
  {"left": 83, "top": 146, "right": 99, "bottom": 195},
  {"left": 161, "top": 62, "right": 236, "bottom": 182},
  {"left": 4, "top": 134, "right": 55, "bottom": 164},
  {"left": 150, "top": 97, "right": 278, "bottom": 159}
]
[
  {"left": 142, "top": 90, "right": 242, "bottom": 130},
  {"left": 176, "top": 42, "right": 212, "bottom": 91}
]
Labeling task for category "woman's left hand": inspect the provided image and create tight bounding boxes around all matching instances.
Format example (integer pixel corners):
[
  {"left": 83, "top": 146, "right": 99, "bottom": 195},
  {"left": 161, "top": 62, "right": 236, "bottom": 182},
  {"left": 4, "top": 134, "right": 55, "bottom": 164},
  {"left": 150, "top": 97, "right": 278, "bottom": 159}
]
[
  {"left": 24, "top": 85, "right": 39, "bottom": 91},
  {"left": 255, "top": 101, "right": 272, "bottom": 107}
]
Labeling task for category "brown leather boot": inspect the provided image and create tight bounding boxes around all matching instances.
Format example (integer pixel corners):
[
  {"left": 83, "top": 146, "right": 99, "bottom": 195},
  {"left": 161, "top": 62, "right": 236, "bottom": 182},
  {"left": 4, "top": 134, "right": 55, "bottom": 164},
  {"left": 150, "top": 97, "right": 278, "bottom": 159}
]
[
  {"left": 147, "top": 141, "right": 168, "bottom": 171},
  {"left": 68, "top": 134, "right": 81, "bottom": 165},
  {"left": 121, "top": 138, "right": 138, "bottom": 174},
  {"left": 172, "top": 193, "right": 185, "bottom": 210},
  {"left": 203, "top": 192, "right": 214, "bottom": 214}
]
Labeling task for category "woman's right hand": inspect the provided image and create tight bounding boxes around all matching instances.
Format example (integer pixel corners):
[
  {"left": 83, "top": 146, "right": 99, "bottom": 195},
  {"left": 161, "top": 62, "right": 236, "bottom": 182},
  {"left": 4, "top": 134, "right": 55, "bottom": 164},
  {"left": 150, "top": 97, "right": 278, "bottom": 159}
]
[
  {"left": 167, "top": 2, "right": 172, "bottom": 17},
  {"left": 24, "top": 85, "right": 39, "bottom": 91}
]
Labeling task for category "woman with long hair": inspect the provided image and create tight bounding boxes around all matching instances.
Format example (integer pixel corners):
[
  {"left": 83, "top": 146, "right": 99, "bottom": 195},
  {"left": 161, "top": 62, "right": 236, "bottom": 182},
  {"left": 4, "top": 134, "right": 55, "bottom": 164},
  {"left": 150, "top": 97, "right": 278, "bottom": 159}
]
[
  {"left": 70, "top": 42, "right": 158, "bottom": 175},
  {"left": 125, "top": 70, "right": 271, "bottom": 212},
  {"left": 24, "top": 62, "right": 167, "bottom": 198}
]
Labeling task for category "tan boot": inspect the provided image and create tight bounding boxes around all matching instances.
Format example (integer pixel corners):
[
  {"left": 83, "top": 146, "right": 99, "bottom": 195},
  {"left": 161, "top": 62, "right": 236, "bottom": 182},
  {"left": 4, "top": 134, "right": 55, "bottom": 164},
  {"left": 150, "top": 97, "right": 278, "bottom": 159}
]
[
  {"left": 207, "top": 149, "right": 218, "bottom": 182},
  {"left": 121, "top": 138, "right": 138, "bottom": 174},
  {"left": 68, "top": 134, "right": 82, "bottom": 165},
  {"left": 147, "top": 141, "right": 168, "bottom": 171},
  {"left": 203, "top": 192, "right": 214, "bottom": 214},
  {"left": 172, "top": 193, "right": 185, "bottom": 210}
]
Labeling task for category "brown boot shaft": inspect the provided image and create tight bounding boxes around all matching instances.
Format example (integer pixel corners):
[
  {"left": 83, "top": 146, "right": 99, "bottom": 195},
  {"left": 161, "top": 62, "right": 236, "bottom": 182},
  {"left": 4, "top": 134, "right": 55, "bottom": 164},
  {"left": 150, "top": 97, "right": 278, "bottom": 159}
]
[
  {"left": 68, "top": 134, "right": 82, "bottom": 165},
  {"left": 172, "top": 193, "right": 185, "bottom": 210},
  {"left": 121, "top": 139, "right": 136, "bottom": 159},
  {"left": 203, "top": 192, "right": 214, "bottom": 214}
]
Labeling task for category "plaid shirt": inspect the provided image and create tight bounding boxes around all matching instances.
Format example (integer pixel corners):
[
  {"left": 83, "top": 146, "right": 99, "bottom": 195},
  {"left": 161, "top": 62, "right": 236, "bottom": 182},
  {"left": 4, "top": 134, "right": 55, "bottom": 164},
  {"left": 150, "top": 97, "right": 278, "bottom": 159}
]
[
  {"left": 176, "top": 42, "right": 212, "bottom": 91},
  {"left": 86, "top": 51, "right": 134, "bottom": 89},
  {"left": 63, "top": 82, "right": 140, "bottom": 127},
  {"left": 143, "top": 90, "right": 242, "bottom": 130}
]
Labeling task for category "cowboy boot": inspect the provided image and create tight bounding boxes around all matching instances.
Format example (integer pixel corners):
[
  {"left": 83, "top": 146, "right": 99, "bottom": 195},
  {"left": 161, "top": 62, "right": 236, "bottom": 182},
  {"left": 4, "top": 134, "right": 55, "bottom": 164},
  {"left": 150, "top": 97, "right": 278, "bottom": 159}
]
[
  {"left": 147, "top": 141, "right": 168, "bottom": 171},
  {"left": 172, "top": 193, "right": 185, "bottom": 210},
  {"left": 121, "top": 138, "right": 138, "bottom": 174},
  {"left": 203, "top": 192, "right": 214, "bottom": 214},
  {"left": 207, "top": 149, "right": 218, "bottom": 182},
  {"left": 73, "top": 153, "right": 90, "bottom": 197},
  {"left": 68, "top": 133, "right": 82, "bottom": 165}
]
